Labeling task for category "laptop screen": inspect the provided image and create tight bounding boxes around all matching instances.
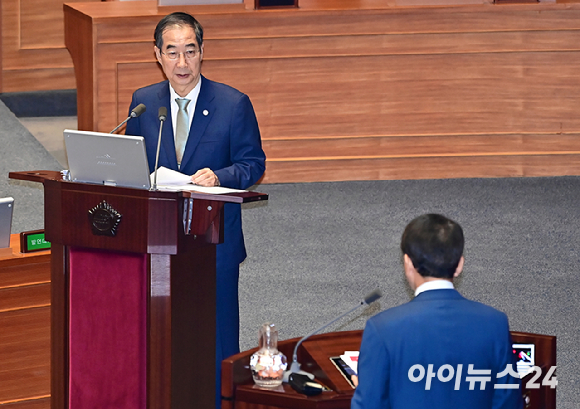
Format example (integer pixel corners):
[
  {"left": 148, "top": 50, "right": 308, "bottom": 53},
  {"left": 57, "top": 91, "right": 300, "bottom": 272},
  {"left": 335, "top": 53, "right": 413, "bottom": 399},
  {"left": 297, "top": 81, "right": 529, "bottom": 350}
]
[{"left": 64, "top": 129, "right": 151, "bottom": 190}]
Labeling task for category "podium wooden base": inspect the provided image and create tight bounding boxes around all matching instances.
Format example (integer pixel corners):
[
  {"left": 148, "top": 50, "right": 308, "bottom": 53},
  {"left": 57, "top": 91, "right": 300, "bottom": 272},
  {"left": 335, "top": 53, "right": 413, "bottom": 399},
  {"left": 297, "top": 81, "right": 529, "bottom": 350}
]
[{"left": 8, "top": 170, "right": 267, "bottom": 409}]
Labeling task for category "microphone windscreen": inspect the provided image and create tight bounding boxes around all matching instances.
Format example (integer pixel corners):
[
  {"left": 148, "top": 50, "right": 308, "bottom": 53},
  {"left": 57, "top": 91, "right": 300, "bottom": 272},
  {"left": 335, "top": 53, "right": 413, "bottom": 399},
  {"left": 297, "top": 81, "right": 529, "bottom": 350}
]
[
  {"left": 131, "top": 103, "right": 146, "bottom": 118},
  {"left": 363, "top": 289, "right": 382, "bottom": 305},
  {"left": 158, "top": 107, "right": 167, "bottom": 121}
]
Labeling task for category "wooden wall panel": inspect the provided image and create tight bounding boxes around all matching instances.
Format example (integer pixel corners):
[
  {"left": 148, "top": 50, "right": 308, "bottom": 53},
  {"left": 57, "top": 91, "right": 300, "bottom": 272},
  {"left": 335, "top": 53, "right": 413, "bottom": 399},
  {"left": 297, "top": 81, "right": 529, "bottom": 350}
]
[
  {"left": 0, "top": 399, "right": 49, "bottom": 409},
  {"left": 20, "top": 0, "right": 67, "bottom": 48},
  {"left": 0, "top": 285, "right": 50, "bottom": 312},
  {"left": 0, "top": 238, "right": 50, "bottom": 409},
  {"left": 108, "top": 35, "right": 580, "bottom": 137},
  {"left": 1, "top": 68, "right": 78, "bottom": 94},
  {"left": 0, "top": 308, "right": 51, "bottom": 407},
  {"left": 65, "top": 1, "right": 580, "bottom": 183},
  {"left": 203, "top": 52, "right": 580, "bottom": 137},
  {"left": 263, "top": 154, "right": 580, "bottom": 182},
  {"left": 0, "top": 0, "right": 100, "bottom": 93},
  {"left": 262, "top": 134, "right": 580, "bottom": 158}
]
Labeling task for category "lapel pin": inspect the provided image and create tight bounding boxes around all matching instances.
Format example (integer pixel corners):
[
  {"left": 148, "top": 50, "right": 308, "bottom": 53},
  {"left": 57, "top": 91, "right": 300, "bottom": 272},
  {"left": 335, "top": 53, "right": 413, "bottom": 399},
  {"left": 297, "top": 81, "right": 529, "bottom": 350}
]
[{"left": 203, "top": 109, "right": 209, "bottom": 116}]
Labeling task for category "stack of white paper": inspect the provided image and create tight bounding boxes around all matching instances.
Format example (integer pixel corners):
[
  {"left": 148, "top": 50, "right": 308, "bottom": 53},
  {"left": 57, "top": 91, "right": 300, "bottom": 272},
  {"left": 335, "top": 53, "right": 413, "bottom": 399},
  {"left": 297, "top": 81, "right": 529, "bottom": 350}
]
[{"left": 151, "top": 167, "right": 247, "bottom": 194}]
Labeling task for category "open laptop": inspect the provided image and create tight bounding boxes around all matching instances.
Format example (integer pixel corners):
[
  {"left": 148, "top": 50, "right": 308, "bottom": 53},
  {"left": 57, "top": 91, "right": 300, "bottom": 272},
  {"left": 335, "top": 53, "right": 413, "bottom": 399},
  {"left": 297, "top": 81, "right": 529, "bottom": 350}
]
[
  {"left": 0, "top": 197, "right": 14, "bottom": 248},
  {"left": 64, "top": 129, "right": 151, "bottom": 190}
]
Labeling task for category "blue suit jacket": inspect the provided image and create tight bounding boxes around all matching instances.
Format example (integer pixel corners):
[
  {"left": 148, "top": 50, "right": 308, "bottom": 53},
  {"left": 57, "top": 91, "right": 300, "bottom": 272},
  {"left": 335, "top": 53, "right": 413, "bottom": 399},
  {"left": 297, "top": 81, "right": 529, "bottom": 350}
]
[
  {"left": 351, "top": 289, "right": 523, "bottom": 409},
  {"left": 125, "top": 77, "right": 266, "bottom": 270}
]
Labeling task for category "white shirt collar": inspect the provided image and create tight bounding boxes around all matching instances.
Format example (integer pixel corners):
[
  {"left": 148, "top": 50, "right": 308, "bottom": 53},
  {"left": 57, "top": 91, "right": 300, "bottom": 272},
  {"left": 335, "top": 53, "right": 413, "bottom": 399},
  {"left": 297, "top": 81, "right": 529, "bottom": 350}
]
[
  {"left": 169, "top": 78, "right": 201, "bottom": 103},
  {"left": 414, "top": 279, "right": 454, "bottom": 297},
  {"left": 169, "top": 79, "right": 202, "bottom": 133}
]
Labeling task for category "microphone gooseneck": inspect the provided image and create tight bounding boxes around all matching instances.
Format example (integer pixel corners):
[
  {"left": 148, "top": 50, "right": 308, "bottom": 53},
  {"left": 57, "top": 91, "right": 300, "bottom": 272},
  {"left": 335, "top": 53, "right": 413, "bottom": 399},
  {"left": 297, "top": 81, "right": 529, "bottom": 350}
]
[
  {"left": 110, "top": 103, "right": 147, "bottom": 134},
  {"left": 151, "top": 107, "right": 168, "bottom": 191},
  {"left": 283, "top": 289, "right": 382, "bottom": 382}
]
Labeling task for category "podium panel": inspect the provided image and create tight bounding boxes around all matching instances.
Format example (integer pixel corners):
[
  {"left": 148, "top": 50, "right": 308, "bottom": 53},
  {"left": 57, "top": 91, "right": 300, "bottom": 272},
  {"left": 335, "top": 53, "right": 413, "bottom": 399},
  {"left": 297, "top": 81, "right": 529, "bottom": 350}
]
[{"left": 68, "top": 248, "right": 148, "bottom": 408}]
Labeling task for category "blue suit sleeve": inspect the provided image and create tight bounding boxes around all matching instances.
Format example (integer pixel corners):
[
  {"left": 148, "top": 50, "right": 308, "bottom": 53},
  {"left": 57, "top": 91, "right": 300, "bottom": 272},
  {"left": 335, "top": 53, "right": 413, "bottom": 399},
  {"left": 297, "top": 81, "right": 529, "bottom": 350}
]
[
  {"left": 351, "top": 320, "right": 391, "bottom": 409},
  {"left": 213, "top": 94, "right": 265, "bottom": 189}
]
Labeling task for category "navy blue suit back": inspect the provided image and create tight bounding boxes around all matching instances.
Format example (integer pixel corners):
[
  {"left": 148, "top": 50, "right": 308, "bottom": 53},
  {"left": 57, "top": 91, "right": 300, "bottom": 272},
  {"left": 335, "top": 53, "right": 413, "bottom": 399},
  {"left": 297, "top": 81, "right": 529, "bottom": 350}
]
[{"left": 352, "top": 289, "right": 523, "bottom": 409}]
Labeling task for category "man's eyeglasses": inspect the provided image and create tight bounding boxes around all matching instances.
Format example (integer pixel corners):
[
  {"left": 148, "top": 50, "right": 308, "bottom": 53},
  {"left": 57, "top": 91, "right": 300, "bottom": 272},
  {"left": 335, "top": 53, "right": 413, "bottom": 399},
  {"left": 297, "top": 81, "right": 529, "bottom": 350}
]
[{"left": 161, "top": 49, "right": 199, "bottom": 60}]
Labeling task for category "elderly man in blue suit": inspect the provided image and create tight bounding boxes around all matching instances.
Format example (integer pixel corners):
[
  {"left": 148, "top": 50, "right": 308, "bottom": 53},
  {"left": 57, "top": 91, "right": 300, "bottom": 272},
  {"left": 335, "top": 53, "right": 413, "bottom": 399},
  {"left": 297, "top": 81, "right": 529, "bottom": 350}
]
[
  {"left": 125, "top": 12, "right": 265, "bottom": 408},
  {"left": 351, "top": 214, "right": 523, "bottom": 409}
]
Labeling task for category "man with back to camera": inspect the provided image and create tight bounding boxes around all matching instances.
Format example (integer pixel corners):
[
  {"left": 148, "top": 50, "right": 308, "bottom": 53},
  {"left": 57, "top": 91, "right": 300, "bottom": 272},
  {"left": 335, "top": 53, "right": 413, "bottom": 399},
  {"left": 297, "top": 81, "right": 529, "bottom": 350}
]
[
  {"left": 351, "top": 214, "right": 523, "bottom": 409},
  {"left": 125, "top": 11, "right": 266, "bottom": 408}
]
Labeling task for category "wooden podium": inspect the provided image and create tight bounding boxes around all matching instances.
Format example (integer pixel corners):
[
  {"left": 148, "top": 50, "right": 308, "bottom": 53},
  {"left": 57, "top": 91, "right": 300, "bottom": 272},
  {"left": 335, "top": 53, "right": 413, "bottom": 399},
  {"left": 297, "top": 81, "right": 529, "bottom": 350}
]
[
  {"left": 222, "top": 330, "right": 556, "bottom": 409},
  {"left": 9, "top": 170, "right": 267, "bottom": 409}
]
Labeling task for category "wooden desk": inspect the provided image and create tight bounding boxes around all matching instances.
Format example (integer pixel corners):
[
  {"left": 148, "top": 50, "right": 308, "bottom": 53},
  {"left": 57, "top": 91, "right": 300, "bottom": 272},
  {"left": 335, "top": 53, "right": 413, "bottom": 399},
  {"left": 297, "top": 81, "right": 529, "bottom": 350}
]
[
  {"left": 222, "top": 330, "right": 556, "bottom": 409},
  {"left": 0, "top": 235, "right": 51, "bottom": 409}
]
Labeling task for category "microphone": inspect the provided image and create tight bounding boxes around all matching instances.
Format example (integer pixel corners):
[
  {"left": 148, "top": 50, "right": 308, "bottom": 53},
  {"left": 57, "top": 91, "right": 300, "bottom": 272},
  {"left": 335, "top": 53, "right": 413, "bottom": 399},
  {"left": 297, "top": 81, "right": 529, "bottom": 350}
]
[
  {"left": 283, "top": 289, "right": 382, "bottom": 382},
  {"left": 110, "top": 103, "right": 146, "bottom": 134},
  {"left": 151, "top": 107, "right": 168, "bottom": 191}
]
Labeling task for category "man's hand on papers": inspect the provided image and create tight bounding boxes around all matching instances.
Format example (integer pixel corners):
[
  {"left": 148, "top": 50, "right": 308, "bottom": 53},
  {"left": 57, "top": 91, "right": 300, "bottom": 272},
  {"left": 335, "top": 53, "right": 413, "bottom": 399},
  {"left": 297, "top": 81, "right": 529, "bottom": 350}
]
[
  {"left": 191, "top": 168, "right": 219, "bottom": 187},
  {"left": 151, "top": 167, "right": 245, "bottom": 194}
]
